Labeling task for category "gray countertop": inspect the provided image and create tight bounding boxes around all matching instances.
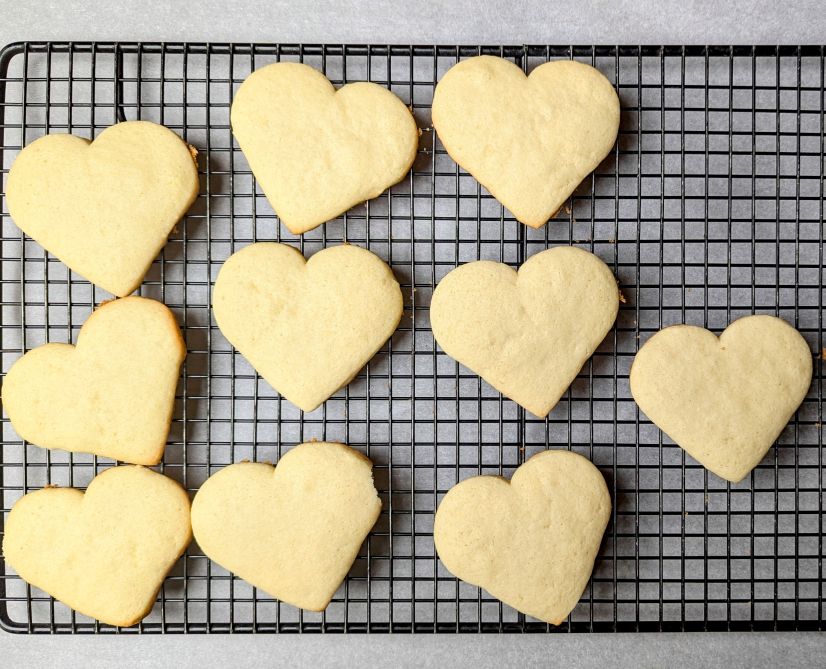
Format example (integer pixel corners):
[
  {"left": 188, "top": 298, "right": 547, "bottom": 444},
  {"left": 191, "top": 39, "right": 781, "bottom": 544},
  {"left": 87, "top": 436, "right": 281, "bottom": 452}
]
[{"left": 1, "top": 1, "right": 825, "bottom": 666}]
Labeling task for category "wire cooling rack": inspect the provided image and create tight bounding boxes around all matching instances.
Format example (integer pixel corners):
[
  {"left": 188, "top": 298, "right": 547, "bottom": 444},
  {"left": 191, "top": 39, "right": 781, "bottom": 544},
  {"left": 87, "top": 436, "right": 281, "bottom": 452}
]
[{"left": 0, "top": 43, "right": 824, "bottom": 634}]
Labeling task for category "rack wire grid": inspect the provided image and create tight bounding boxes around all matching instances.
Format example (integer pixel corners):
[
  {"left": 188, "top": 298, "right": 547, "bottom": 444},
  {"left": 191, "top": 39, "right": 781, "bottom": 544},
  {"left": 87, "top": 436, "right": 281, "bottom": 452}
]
[{"left": 0, "top": 42, "right": 824, "bottom": 634}]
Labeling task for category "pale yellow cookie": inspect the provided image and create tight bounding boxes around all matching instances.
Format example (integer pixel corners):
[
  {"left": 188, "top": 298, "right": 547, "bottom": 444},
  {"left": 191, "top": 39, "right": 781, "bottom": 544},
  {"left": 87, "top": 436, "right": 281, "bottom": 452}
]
[
  {"left": 434, "top": 449, "right": 610, "bottom": 625},
  {"left": 231, "top": 62, "right": 419, "bottom": 234},
  {"left": 6, "top": 120, "right": 199, "bottom": 296},
  {"left": 191, "top": 442, "right": 381, "bottom": 611},
  {"left": 1, "top": 296, "right": 185, "bottom": 465},
  {"left": 430, "top": 246, "right": 619, "bottom": 418},
  {"left": 432, "top": 56, "right": 619, "bottom": 228},
  {"left": 2, "top": 466, "right": 192, "bottom": 627},
  {"left": 630, "top": 315, "right": 813, "bottom": 482},
  {"left": 212, "top": 242, "right": 402, "bottom": 412}
]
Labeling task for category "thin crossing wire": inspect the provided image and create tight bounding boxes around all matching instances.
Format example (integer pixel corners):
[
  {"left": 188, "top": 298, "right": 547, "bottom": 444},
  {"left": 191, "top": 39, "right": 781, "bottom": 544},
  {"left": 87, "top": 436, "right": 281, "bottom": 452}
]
[{"left": 0, "top": 43, "right": 823, "bottom": 633}]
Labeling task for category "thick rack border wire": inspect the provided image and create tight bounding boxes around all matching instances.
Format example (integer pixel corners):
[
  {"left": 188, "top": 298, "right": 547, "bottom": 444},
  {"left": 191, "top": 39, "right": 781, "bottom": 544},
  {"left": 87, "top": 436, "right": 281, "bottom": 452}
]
[{"left": 0, "top": 43, "right": 824, "bottom": 634}]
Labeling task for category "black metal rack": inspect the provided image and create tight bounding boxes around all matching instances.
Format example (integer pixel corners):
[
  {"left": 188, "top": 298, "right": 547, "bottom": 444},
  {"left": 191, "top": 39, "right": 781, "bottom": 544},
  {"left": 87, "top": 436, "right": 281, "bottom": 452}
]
[{"left": 0, "top": 43, "right": 823, "bottom": 633}]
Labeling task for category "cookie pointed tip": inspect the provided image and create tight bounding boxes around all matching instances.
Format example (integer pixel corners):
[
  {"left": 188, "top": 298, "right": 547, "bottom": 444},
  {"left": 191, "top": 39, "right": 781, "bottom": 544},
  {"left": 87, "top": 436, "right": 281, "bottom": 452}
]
[{"left": 520, "top": 217, "right": 549, "bottom": 229}]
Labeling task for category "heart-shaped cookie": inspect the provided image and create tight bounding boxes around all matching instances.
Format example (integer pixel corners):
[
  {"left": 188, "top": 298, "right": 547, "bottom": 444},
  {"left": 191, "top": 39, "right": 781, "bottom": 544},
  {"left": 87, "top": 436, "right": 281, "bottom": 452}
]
[
  {"left": 630, "top": 315, "right": 813, "bottom": 482},
  {"left": 6, "top": 120, "right": 199, "bottom": 296},
  {"left": 432, "top": 56, "right": 620, "bottom": 228},
  {"left": 1, "top": 296, "right": 185, "bottom": 464},
  {"left": 212, "top": 242, "right": 403, "bottom": 412},
  {"left": 430, "top": 246, "right": 619, "bottom": 417},
  {"left": 231, "top": 62, "right": 419, "bottom": 234},
  {"left": 434, "top": 449, "right": 610, "bottom": 625},
  {"left": 2, "top": 466, "right": 192, "bottom": 627},
  {"left": 191, "top": 442, "right": 381, "bottom": 611}
]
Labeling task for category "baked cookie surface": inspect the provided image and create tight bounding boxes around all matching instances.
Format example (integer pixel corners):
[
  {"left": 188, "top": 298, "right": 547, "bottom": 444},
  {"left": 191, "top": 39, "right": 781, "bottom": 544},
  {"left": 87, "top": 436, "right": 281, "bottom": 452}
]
[
  {"left": 1, "top": 466, "right": 192, "bottom": 627},
  {"left": 212, "top": 242, "right": 403, "bottom": 412},
  {"left": 1, "top": 296, "right": 186, "bottom": 465},
  {"left": 432, "top": 56, "right": 619, "bottom": 228},
  {"left": 191, "top": 442, "right": 381, "bottom": 611},
  {"left": 231, "top": 62, "right": 419, "bottom": 234},
  {"left": 430, "top": 246, "right": 619, "bottom": 417},
  {"left": 434, "top": 449, "right": 611, "bottom": 625},
  {"left": 630, "top": 315, "right": 813, "bottom": 482},
  {"left": 6, "top": 120, "right": 199, "bottom": 296}
]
